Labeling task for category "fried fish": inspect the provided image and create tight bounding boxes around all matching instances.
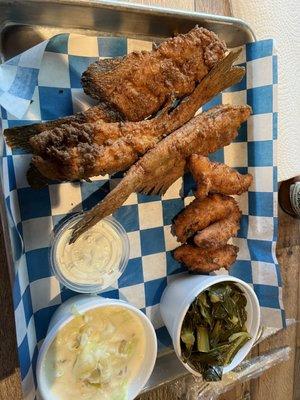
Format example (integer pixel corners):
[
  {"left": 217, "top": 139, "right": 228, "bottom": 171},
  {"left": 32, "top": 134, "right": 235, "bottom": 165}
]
[
  {"left": 29, "top": 50, "right": 245, "bottom": 181},
  {"left": 194, "top": 208, "right": 241, "bottom": 249},
  {"left": 82, "top": 27, "right": 227, "bottom": 121},
  {"left": 189, "top": 155, "right": 253, "bottom": 199},
  {"left": 4, "top": 103, "right": 122, "bottom": 151},
  {"left": 70, "top": 104, "right": 251, "bottom": 242},
  {"left": 173, "top": 243, "right": 239, "bottom": 272},
  {"left": 173, "top": 194, "right": 240, "bottom": 243}
]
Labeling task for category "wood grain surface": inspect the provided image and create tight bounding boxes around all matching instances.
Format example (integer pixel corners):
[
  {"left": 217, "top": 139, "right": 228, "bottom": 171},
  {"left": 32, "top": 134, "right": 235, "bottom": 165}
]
[{"left": 0, "top": 1, "right": 299, "bottom": 400}]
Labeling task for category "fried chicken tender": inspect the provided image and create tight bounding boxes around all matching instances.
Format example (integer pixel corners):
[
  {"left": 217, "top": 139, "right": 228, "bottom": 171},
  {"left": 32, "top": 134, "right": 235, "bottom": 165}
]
[
  {"left": 173, "top": 194, "right": 239, "bottom": 243},
  {"left": 173, "top": 244, "right": 238, "bottom": 272},
  {"left": 82, "top": 27, "right": 227, "bottom": 121},
  {"left": 194, "top": 208, "right": 241, "bottom": 248},
  {"left": 189, "top": 155, "right": 253, "bottom": 199}
]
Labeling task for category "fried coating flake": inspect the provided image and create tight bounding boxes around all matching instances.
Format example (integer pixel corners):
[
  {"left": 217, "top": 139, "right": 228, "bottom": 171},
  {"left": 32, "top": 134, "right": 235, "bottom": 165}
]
[
  {"left": 173, "top": 194, "right": 240, "bottom": 243},
  {"left": 173, "top": 244, "right": 238, "bottom": 272},
  {"left": 194, "top": 208, "right": 241, "bottom": 249},
  {"left": 188, "top": 155, "right": 253, "bottom": 199}
]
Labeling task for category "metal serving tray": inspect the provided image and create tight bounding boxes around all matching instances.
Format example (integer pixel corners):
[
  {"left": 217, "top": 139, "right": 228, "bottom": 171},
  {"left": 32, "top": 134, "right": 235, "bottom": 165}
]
[{"left": 0, "top": 0, "right": 256, "bottom": 394}]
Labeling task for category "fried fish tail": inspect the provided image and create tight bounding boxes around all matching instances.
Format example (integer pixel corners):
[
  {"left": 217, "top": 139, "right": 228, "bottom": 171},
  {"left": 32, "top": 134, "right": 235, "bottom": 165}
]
[
  {"left": 173, "top": 244, "right": 238, "bottom": 272},
  {"left": 194, "top": 208, "right": 241, "bottom": 249},
  {"left": 4, "top": 103, "right": 122, "bottom": 150},
  {"left": 70, "top": 172, "right": 140, "bottom": 243},
  {"left": 173, "top": 194, "right": 239, "bottom": 243},
  {"left": 189, "top": 155, "right": 253, "bottom": 199}
]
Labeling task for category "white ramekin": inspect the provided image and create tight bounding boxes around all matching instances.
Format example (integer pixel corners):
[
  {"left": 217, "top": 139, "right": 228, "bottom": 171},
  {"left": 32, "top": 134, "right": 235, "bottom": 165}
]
[
  {"left": 160, "top": 274, "right": 260, "bottom": 376},
  {"left": 37, "top": 295, "right": 157, "bottom": 400}
]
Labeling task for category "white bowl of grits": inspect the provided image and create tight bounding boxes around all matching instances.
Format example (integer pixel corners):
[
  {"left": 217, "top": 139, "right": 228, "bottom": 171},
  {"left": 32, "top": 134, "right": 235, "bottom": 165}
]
[
  {"left": 50, "top": 214, "right": 130, "bottom": 293},
  {"left": 37, "top": 295, "right": 157, "bottom": 400}
]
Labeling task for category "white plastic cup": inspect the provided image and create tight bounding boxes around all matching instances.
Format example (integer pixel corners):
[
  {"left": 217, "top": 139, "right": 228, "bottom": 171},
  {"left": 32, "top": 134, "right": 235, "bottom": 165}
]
[
  {"left": 37, "top": 295, "right": 157, "bottom": 400},
  {"left": 160, "top": 274, "right": 260, "bottom": 375}
]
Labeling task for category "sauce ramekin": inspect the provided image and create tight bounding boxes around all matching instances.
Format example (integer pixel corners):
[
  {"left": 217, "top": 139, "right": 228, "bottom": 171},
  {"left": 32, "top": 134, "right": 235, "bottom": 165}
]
[{"left": 50, "top": 214, "right": 129, "bottom": 293}]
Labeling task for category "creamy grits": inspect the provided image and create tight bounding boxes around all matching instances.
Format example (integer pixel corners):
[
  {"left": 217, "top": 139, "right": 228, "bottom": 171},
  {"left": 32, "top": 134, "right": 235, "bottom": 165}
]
[
  {"left": 43, "top": 306, "right": 145, "bottom": 400},
  {"left": 55, "top": 219, "right": 123, "bottom": 286}
]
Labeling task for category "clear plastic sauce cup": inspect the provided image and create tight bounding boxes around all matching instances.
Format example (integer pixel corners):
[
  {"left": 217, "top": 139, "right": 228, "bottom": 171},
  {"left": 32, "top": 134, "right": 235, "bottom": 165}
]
[{"left": 50, "top": 214, "right": 129, "bottom": 293}]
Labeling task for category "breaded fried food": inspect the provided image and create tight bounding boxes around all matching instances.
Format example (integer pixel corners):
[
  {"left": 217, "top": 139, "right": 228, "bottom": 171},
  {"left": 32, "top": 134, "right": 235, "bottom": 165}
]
[
  {"left": 189, "top": 155, "right": 253, "bottom": 199},
  {"left": 29, "top": 51, "right": 246, "bottom": 182},
  {"left": 4, "top": 103, "right": 123, "bottom": 151},
  {"left": 82, "top": 27, "right": 227, "bottom": 121},
  {"left": 173, "top": 194, "right": 239, "bottom": 243},
  {"left": 194, "top": 208, "right": 241, "bottom": 248},
  {"left": 70, "top": 104, "right": 251, "bottom": 242},
  {"left": 173, "top": 244, "right": 238, "bottom": 272}
]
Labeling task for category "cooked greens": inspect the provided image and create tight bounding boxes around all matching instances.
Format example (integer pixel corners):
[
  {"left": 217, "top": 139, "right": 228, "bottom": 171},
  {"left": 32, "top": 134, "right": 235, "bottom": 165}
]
[{"left": 180, "top": 282, "right": 251, "bottom": 381}]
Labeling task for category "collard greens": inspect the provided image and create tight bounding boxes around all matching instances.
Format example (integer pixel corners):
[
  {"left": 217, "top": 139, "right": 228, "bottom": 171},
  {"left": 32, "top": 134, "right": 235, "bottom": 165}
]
[{"left": 180, "top": 282, "right": 251, "bottom": 381}]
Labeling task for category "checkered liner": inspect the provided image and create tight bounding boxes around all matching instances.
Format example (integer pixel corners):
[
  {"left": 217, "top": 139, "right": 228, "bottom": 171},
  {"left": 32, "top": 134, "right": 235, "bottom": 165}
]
[{"left": 0, "top": 34, "right": 283, "bottom": 399}]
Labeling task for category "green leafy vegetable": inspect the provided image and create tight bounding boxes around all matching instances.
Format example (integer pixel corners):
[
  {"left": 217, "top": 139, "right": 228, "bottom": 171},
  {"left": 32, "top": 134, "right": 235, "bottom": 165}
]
[
  {"left": 202, "top": 365, "right": 223, "bottom": 382},
  {"left": 181, "top": 327, "right": 195, "bottom": 351},
  {"left": 223, "top": 332, "right": 251, "bottom": 365},
  {"left": 197, "top": 292, "right": 212, "bottom": 327},
  {"left": 208, "top": 284, "right": 232, "bottom": 303},
  {"left": 197, "top": 326, "right": 210, "bottom": 353},
  {"left": 180, "top": 282, "right": 251, "bottom": 382}
]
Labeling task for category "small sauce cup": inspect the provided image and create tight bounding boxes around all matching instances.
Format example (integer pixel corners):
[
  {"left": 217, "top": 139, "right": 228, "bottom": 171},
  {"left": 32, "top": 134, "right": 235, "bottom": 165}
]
[{"left": 50, "top": 214, "right": 129, "bottom": 293}]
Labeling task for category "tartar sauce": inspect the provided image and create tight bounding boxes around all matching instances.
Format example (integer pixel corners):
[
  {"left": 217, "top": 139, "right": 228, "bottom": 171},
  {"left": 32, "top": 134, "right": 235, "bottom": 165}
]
[{"left": 55, "top": 218, "right": 124, "bottom": 287}]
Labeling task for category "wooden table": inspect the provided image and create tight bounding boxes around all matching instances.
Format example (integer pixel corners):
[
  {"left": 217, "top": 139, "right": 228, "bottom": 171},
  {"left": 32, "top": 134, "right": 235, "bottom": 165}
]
[{"left": 0, "top": 1, "right": 299, "bottom": 399}]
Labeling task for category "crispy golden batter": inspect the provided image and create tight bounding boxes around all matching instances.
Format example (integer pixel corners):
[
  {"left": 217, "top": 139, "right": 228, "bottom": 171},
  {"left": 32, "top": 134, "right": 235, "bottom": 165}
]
[
  {"left": 70, "top": 104, "right": 251, "bottom": 242},
  {"left": 82, "top": 27, "right": 227, "bottom": 121},
  {"left": 173, "top": 194, "right": 240, "bottom": 243},
  {"left": 194, "top": 208, "right": 241, "bottom": 248},
  {"left": 173, "top": 244, "right": 238, "bottom": 272},
  {"left": 29, "top": 51, "right": 246, "bottom": 182},
  {"left": 189, "top": 155, "right": 253, "bottom": 199},
  {"left": 4, "top": 103, "right": 122, "bottom": 150}
]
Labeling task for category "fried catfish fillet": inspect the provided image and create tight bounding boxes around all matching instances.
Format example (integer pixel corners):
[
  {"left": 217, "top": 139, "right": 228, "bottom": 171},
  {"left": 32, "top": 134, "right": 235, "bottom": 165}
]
[
  {"left": 4, "top": 103, "right": 122, "bottom": 150},
  {"left": 189, "top": 155, "right": 253, "bottom": 199},
  {"left": 173, "top": 194, "right": 240, "bottom": 243},
  {"left": 194, "top": 208, "right": 241, "bottom": 249},
  {"left": 173, "top": 244, "right": 238, "bottom": 272},
  {"left": 70, "top": 104, "right": 251, "bottom": 242},
  {"left": 82, "top": 27, "right": 227, "bottom": 121},
  {"left": 29, "top": 50, "right": 245, "bottom": 182}
]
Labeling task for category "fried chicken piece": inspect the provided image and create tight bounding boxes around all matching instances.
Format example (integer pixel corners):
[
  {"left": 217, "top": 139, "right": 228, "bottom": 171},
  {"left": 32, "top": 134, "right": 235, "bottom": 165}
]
[
  {"left": 82, "top": 27, "right": 226, "bottom": 121},
  {"left": 70, "top": 104, "right": 251, "bottom": 242},
  {"left": 29, "top": 50, "right": 246, "bottom": 182},
  {"left": 194, "top": 208, "right": 241, "bottom": 248},
  {"left": 173, "top": 244, "right": 238, "bottom": 272},
  {"left": 189, "top": 155, "right": 253, "bottom": 199},
  {"left": 4, "top": 103, "right": 122, "bottom": 151},
  {"left": 173, "top": 194, "right": 240, "bottom": 243}
]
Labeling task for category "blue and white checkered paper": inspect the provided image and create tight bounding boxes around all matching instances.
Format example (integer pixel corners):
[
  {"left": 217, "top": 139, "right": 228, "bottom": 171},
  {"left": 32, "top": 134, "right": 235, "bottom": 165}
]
[{"left": 0, "top": 34, "right": 283, "bottom": 399}]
